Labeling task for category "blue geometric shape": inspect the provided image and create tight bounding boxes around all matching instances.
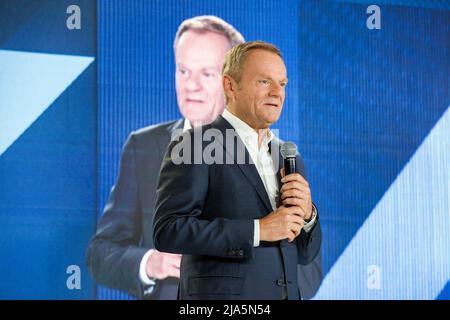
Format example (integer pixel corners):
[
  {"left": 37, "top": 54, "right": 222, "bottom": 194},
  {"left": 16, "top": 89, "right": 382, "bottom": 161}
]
[
  {"left": 298, "top": 0, "right": 450, "bottom": 279},
  {"left": 0, "top": 55, "right": 97, "bottom": 299},
  {"left": 0, "top": 50, "right": 94, "bottom": 155},
  {"left": 315, "top": 106, "right": 450, "bottom": 299},
  {"left": 437, "top": 281, "right": 450, "bottom": 300}
]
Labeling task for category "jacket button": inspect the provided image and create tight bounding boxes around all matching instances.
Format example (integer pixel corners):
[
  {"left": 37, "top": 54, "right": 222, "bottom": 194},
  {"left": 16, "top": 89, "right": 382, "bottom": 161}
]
[
  {"left": 229, "top": 249, "right": 235, "bottom": 256},
  {"left": 276, "top": 279, "right": 285, "bottom": 286}
]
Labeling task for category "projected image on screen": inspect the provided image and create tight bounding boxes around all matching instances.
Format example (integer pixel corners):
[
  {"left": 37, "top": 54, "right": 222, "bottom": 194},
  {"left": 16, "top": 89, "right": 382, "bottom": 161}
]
[{"left": 0, "top": 0, "right": 448, "bottom": 300}]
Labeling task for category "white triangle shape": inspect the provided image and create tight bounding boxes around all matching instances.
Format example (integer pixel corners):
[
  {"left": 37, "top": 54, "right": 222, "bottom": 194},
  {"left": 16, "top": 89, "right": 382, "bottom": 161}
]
[
  {"left": 314, "top": 106, "right": 450, "bottom": 299},
  {"left": 0, "top": 50, "right": 94, "bottom": 155}
]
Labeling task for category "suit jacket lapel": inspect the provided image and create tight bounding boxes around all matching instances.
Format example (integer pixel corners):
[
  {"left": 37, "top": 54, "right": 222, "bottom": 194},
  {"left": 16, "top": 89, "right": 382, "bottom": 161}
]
[
  {"left": 269, "top": 138, "right": 284, "bottom": 190},
  {"left": 168, "top": 118, "right": 184, "bottom": 135},
  {"left": 236, "top": 160, "right": 273, "bottom": 213},
  {"left": 155, "top": 118, "right": 184, "bottom": 157},
  {"left": 214, "top": 116, "right": 273, "bottom": 213}
]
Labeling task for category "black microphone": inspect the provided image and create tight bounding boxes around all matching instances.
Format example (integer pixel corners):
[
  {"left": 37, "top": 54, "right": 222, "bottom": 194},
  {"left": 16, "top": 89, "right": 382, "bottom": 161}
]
[
  {"left": 280, "top": 142, "right": 313, "bottom": 223},
  {"left": 280, "top": 142, "right": 298, "bottom": 175}
]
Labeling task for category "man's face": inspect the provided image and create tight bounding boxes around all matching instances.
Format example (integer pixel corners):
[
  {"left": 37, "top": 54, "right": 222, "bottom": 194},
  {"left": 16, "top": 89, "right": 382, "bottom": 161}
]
[
  {"left": 175, "top": 30, "right": 230, "bottom": 126},
  {"left": 228, "top": 49, "right": 287, "bottom": 129}
]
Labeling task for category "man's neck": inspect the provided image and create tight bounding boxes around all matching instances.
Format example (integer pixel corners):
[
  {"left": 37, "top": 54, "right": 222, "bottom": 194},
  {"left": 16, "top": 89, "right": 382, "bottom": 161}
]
[
  {"left": 257, "top": 129, "right": 269, "bottom": 148},
  {"left": 225, "top": 108, "right": 269, "bottom": 149}
]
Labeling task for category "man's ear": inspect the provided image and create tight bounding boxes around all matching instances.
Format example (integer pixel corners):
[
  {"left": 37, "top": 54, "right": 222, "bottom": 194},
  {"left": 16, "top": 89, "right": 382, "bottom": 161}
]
[{"left": 222, "top": 75, "right": 235, "bottom": 101}]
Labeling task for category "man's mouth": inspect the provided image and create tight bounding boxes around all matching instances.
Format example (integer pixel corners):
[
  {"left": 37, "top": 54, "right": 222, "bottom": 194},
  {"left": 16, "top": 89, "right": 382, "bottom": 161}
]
[
  {"left": 186, "top": 98, "right": 204, "bottom": 104},
  {"left": 264, "top": 102, "right": 279, "bottom": 107}
]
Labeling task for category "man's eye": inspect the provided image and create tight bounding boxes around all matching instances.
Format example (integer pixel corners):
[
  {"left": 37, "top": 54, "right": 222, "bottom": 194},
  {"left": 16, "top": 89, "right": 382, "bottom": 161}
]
[
  {"left": 258, "top": 79, "right": 270, "bottom": 85},
  {"left": 203, "top": 72, "right": 216, "bottom": 78},
  {"left": 179, "top": 69, "right": 188, "bottom": 75}
]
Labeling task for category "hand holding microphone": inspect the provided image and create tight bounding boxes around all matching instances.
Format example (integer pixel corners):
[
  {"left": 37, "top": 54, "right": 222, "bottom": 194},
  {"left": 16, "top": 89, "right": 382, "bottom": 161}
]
[
  {"left": 279, "top": 142, "right": 313, "bottom": 223},
  {"left": 259, "top": 142, "right": 312, "bottom": 243}
]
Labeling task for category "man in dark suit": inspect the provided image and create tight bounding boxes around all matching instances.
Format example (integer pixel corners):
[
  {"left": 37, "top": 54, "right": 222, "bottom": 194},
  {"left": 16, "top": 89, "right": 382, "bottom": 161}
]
[
  {"left": 87, "top": 16, "right": 245, "bottom": 299},
  {"left": 153, "top": 41, "right": 322, "bottom": 299}
]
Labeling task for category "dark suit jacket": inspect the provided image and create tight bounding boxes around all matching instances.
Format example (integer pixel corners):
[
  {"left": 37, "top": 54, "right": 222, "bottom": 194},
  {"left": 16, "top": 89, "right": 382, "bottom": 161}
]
[
  {"left": 153, "top": 116, "right": 322, "bottom": 300},
  {"left": 87, "top": 119, "right": 183, "bottom": 299}
]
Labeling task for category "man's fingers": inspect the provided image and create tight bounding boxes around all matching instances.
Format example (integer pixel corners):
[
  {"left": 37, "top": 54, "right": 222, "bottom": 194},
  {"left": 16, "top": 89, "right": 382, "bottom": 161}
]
[
  {"left": 162, "top": 259, "right": 181, "bottom": 279},
  {"left": 286, "top": 205, "right": 303, "bottom": 214},
  {"left": 285, "top": 210, "right": 305, "bottom": 224},
  {"left": 280, "top": 168, "right": 285, "bottom": 178},
  {"left": 282, "top": 196, "right": 307, "bottom": 206},
  {"left": 168, "top": 260, "right": 181, "bottom": 269},
  {"left": 281, "top": 172, "right": 308, "bottom": 185},
  {"left": 282, "top": 197, "right": 306, "bottom": 209},
  {"left": 291, "top": 220, "right": 304, "bottom": 233},
  {"left": 287, "top": 230, "right": 296, "bottom": 242},
  {"left": 285, "top": 205, "right": 308, "bottom": 220},
  {"left": 287, "top": 223, "right": 303, "bottom": 242},
  {"left": 166, "top": 255, "right": 182, "bottom": 268},
  {"left": 280, "top": 181, "right": 308, "bottom": 194},
  {"left": 281, "top": 173, "right": 309, "bottom": 186},
  {"left": 281, "top": 188, "right": 310, "bottom": 200},
  {"left": 293, "top": 215, "right": 305, "bottom": 226},
  {"left": 166, "top": 265, "right": 181, "bottom": 279},
  {"left": 282, "top": 197, "right": 309, "bottom": 214}
]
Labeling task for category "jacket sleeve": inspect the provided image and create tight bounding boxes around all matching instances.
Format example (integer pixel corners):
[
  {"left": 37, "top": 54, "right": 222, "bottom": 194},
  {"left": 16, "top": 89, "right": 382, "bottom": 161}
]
[
  {"left": 153, "top": 132, "right": 255, "bottom": 260},
  {"left": 86, "top": 133, "right": 148, "bottom": 298},
  {"left": 297, "top": 249, "right": 323, "bottom": 299},
  {"left": 294, "top": 154, "right": 323, "bottom": 266},
  {"left": 296, "top": 207, "right": 322, "bottom": 265}
]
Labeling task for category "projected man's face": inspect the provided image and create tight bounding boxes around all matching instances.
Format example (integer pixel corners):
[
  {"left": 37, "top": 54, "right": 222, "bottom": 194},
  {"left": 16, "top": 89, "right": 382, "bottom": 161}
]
[{"left": 175, "top": 30, "right": 230, "bottom": 127}]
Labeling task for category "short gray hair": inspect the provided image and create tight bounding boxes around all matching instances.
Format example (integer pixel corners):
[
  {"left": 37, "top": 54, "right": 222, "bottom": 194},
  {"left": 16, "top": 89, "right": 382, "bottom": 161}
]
[{"left": 174, "top": 15, "right": 245, "bottom": 50}]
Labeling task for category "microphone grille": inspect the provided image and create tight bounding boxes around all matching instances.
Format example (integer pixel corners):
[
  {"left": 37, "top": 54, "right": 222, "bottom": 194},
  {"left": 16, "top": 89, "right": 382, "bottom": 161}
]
[{"left": 280, "top": 142, "right": 298, "bottom": 159}]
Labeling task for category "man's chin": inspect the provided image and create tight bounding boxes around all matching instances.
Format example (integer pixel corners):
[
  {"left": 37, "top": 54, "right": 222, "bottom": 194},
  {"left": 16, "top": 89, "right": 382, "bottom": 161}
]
[
  {"left": 263, "top": 115, "right": 280, "bottom": 127},
  {"left": 186, "top": 116, "right": 214, "bottom": 127}
]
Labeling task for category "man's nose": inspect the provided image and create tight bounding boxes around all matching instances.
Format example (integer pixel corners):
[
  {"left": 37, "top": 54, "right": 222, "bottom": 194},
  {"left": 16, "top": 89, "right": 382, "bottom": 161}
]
[
  {"left": 185, "top": 73, "right": 202, "bottom": 91},
  {"left": 269, "top": 82, "right": 284, "bottom": 98}
]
